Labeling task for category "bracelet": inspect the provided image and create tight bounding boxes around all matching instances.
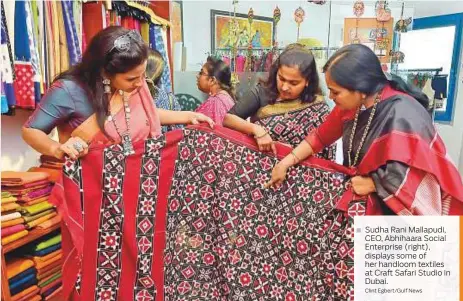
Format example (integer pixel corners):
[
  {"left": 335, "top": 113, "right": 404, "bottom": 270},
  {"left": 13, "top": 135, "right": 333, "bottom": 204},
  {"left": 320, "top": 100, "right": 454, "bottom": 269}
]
[
  {"left": 290, "top": 150, "right": 301, "bottom": 164},
  {"left": 254, "top": 131, "right": 268, "bottom": 139}
]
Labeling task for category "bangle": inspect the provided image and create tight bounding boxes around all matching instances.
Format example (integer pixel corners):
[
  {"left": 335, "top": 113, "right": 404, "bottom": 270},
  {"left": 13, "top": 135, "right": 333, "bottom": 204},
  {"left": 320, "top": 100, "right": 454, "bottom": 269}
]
[
  {"left": 254, "top": 131, "right": 268, "bottom": 139},
  {"left": 290, "top": 150, "right": 301, "bottom": 164}
]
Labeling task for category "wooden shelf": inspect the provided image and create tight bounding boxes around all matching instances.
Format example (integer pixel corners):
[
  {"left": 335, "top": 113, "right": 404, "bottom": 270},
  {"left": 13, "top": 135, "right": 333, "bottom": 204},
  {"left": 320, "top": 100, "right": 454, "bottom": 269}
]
[{"left": 2, "top": 224, "right": 60, "bottom": 254}]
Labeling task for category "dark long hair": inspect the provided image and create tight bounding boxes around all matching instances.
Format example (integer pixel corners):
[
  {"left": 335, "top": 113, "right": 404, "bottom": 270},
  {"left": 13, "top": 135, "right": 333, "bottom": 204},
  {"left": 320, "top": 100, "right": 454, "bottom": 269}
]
[
  {"left": 55, "top": 26, "right": 149, "bottom": 135},
  {"left": 204, "top": 56, "right": 236, "bottom": 101},
  {"left": 323, "top": 44, "right": 429, "bottom": 108},
  {"left": 262, "top": 46, "right": 321, "bottom": 104}
]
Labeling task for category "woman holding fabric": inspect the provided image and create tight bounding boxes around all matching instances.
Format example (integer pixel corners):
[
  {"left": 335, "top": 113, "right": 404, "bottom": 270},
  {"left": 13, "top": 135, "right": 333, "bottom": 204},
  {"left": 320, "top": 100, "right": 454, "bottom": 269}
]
[
  {"left": 265, "top": 44, "right": 463, "bottom": 215},
  {"left": 21, "top": 26, "right": 213, "bottom": 300},
  {"left": 22, "top": 26, "right": 213, "bottom": 159},
  {"left": 223, "top": 45, "right": 336, "bottom": 161}
]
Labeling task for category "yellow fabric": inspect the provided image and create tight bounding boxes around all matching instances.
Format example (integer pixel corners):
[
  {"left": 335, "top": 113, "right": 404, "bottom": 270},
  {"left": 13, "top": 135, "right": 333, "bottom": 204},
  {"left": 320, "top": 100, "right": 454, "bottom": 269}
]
[
  {"left": 56, "top": 2, "right": 70, "bottom": 73},
  {"left": 26, "top": 212, "right": 57, "bottom": 229},
  {"left": 1, "top": 217, "right": 24, "bottom": 228},
  {"left": 33, "top": 252, "right": 62, "bottom": 269},
  {"left": 1, "top": 196, "right": 18, "bottom": 204},
  {"left": 33, "top": 249, "right": 62, "bottom": 263},
  {"left": 254, "top": 95, "right": 324, "bottom": 121},
  {"left": 6, "top": 258, "right": 35, "bottom": 279},
  {"left": 50, "top": 1, "right": 60, "bottom": 79},
  {"left": 37, "top": 215, "right": 61, "bottom": 229},
  {"left": 2, "top": 229, "right": 29, "bottom": 245},
  {"left": 140, "top": 22, "right": 150, "bottom": 43},
  {"left": 1, "top": 202, "right": 20, "bottom": 212}
]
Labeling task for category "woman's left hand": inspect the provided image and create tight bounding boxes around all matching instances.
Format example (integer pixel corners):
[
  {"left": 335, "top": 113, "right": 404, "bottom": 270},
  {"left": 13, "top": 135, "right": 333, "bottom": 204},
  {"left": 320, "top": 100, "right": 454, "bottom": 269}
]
[
  {"left": 190, "top": 112, "right": 215, "bottom": 129},
  {"left": 351, "top": 176, "right": 376, "bottom": 196}
]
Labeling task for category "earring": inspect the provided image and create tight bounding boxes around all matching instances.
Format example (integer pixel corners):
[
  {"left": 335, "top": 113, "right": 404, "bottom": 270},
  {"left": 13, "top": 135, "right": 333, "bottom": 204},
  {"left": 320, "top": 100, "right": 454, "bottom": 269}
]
[{"left": 103, "top": 78, "right": 111, "bottom": 94}]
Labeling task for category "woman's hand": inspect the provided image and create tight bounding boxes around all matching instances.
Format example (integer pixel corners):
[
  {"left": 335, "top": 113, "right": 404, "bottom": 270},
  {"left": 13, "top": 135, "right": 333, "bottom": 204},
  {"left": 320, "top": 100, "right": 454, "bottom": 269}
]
[
  {"left": 190, "top": 112, "right": 215, "bottom": 129},
  {"left": 351, "top": 176, "right": 376, "bottom": 196},
  {"left": 253, "top": 125, "right": 276, "bottom": 154},
  {"left": 264, "top": 161, "right": 290, "bottom": 189},
  {"left": 53, "top": 137, "right": 89, "bottom": 160}
]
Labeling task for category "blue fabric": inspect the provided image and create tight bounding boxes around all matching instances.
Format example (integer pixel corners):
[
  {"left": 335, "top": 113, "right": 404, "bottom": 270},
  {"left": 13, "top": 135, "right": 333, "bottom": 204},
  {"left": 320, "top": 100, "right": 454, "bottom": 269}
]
[
  {"left": 32, "top": 243, "right": 61, "bottom": 257},
  {"left": 34, "top": 82, "right": 41, "bottom": 103},
  {"left": 154, "top": 86, "right": 183, "bottom": 133},
  {"left": 9, "top": 268, "right": 37, "bottom": 286},
  {"left": 42, "top": 282, "right": 62, "bottom": 297},
  {"left": 5, "top": 83, "right": 16, "bottom": 106},
  {"left": 62, "top": 0, "right": 81, "bottom": 65},
  {"left": 1, "top": 82, "right": 7, "bottom": 113},
  {"left": 152, "top": 24, "right": 173, "bottom": 94},
  {"left": 14, "top": 1, "right": 31, "bottom": 61},
  {"left": 9, "top": 274, "right": 37, "bottom": 296}
]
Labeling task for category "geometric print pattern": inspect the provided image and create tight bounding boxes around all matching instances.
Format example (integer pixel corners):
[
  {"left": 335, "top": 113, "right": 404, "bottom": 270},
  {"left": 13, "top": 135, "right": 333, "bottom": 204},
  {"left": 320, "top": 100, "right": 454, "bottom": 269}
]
[
  {"left": 163, "top": 128, "right": 364, "bottom": 300},
  {"left": 133, "top": 136, "right": 166, "bottom": 301},
  {"left": 255, "top": 102, "right": 336, "bottom": 161},
  {"left": 95, "top": 144, "right": 127, "bottom": 301}
]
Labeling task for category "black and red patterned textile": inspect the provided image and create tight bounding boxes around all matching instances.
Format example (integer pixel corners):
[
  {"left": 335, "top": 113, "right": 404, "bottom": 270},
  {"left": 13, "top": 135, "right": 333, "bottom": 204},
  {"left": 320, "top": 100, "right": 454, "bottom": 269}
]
[{"left": 54, "top": 126, "right": 374, "bottom": 301}]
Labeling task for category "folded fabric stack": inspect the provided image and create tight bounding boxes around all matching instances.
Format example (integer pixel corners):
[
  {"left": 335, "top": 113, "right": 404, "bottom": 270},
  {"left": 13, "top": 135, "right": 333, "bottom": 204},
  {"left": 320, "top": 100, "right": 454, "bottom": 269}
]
[
  {"left": 5, "top": 232, "right": 62, "bottom": 300},
  {"left": 28, "top": 155, "right": 64, "bottom": 183},
  {"left": 1, "top": 172, "right": 60, "bottom": 245},
  {"left": 30, "top": 233, "right": 63, "bottom": 300}
]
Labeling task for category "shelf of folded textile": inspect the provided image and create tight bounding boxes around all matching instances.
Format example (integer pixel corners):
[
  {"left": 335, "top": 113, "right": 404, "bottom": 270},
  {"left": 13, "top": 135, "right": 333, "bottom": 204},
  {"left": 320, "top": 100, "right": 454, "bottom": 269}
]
[
  {"left": 1, "top": 171, "right": 62, "bottom": 301},
  {"left": 2, "top": 231, "right": 62, "bottom": 301},
  {"left": 27, "top": 155, "right": 64, "bottom": 183}
]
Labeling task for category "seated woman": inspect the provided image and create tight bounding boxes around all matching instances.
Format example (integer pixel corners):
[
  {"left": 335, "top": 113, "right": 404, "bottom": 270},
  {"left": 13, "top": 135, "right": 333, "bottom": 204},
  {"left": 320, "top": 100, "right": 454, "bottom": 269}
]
[
  {"left": 223, "top": 45, "right": 336, "bottom": 160},
  {"left": 22, "top": 26, "right": 213, "bottom": 160},
  {"left": 145, "top": 49, "right": 183, "bottom": 133},
  {"left": 195, "top": 56, "right": 235, "bottom": 125},
  {"left": 266, "top": 44, "right": 463, "bottom": 215}
]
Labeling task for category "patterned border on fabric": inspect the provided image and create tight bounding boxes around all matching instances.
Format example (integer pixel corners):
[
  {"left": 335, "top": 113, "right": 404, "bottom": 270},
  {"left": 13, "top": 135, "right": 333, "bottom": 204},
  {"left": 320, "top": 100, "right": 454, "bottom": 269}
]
[
  {"left": 133, "top": 136, "right": 166, "bottom": 301},
  {"left": 162, "top": 128, "right": 361, "bottom": 300},
  {"left": 62, "top": 157, "right": 84, "bottom": 296},
  {"left": 94, "top": 144, "right": 127, "bottom": 301}
]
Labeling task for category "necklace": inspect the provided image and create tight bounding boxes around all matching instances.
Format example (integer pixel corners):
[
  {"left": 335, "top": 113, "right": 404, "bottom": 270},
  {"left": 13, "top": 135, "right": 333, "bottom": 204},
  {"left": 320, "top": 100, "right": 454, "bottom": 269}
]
[
  {"left": 347, "top": 94, "right": 381, "bottom": 167},
  {"left": 107, "top": 90, "right": 135, "bottom": 156}
]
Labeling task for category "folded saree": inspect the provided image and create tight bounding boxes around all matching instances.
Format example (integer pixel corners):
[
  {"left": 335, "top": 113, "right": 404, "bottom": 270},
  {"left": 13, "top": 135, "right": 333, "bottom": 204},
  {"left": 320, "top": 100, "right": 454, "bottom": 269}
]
[
  {"left": 45, "top": 286, "right": 62, "bottom": 300},
  {"left": 10, "top": 285, "right": 39, "bottom": 301},
  {"left": 20, "top": 201, "right": 53, "bottom": 216},
  {"left": 1, "top": 202, "right": 20, "bottom": 212},
  {"left": 23, "top": 209, "right": 55, "bottom": 222},
  {"left": 33, "top": 243, "right": 62, "bottom": 257},
  {"left": 19, "top": 294, "right": 41, "bottom": 301},
  {"left": 18, "top": 185, "right": 53, "bottom": 202},
  {"left": 33, "top": 249, "right": 62, "bottom": 263},
  {"left": 1, "top": 217, "right": 24, "bottom": 228},
  {"left": 37, "top": 215, "right": 61, "bottom": 229},
  {"left": 1, "top": 224, "right": 26, "bottom": 237},
  {"left": 0, "top": 211, "right": 21, "bottom": 222},
  {"left": 6, "top": 258, "right": 35, "bottom": 279},
  {"left": 40, "top": 280, "right": 62, "bottom": 296},
  {"left": 55, "top": 126, "right": 372, "bottom": 301},
  {"left": 26, "top": 212, "right": 57, "bottom": 229},
  {"left": 9, "top": 267, "right": 36, "bottom": 285},
  {"left": 10, "top": 273, "right": 38, "bottom": 296},
  {"left": 38, "top": 271, "right": 61, "bottom": 288},
  {"left": 33, "top": 252, "right": 62, "bottom": 269},
  {"left": 1, "top": 171, "right": 49, "bottom": 186},
  {"left": 1, "top": 195, "right": 17, "bottom": 204},
  {"left": 28, "top": 167, "right": 61, "bottom": 182},
  {"left": 37, "top": 262, "right": 62, "bottom": 280},
  {"left": 34, "top": 234, "right": 61, "bottom": 251},
  {"left": 2, "top": 229, "right": 28, "bottom": 245}
]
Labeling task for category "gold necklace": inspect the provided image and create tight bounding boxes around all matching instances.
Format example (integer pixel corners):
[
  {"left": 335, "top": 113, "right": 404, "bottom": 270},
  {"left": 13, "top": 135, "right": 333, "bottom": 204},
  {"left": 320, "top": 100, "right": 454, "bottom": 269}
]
[{"left": 347, "top": 94, "right": 381, "bottom": 167}]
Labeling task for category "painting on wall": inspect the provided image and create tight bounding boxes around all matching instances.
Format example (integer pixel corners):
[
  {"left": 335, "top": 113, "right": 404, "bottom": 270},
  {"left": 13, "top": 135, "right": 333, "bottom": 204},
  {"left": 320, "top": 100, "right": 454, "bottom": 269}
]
[
  {"left": 343, "top": 17, "right": 394, "bottom": 63},
  {"left": 172, "top": 0, "right": 184, "bottom": 43},
  {"left": 210, "top": 9, "right": 275, "bottom": 52}
]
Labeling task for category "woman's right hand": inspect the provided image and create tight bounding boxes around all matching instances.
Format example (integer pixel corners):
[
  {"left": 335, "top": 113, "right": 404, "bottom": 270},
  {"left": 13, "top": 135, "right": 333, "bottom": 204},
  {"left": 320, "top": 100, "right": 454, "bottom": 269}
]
[
  {"left": 253, "top": 125, "right": 276, "bottom": 154},
  {"left": 264, "top": 161, "right": 290, "bottom": 189},
  {"left": 53, "top": 137, "right": 89, "bottom": 160}
]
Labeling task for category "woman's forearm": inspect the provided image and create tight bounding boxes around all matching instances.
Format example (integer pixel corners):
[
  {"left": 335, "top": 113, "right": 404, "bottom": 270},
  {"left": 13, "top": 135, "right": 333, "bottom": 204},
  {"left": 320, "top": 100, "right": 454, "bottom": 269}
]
[
  {"left": 280, "top": 140, "right": 314, "bottom": 168},
  {"left": 22, "top": 127, "right": 63, "bottom": 159},
  {"left": 223, "top": 114, "right": 262, "bottom": 136},
  {"left": 158, "top": 109, "right": 194, "bottom": 125}
]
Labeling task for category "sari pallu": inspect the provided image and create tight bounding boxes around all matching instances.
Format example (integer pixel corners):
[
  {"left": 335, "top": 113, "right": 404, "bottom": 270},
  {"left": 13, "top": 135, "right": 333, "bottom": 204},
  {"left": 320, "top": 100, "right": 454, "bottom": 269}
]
[
  {"left": 253, "top": 97, "right": 336, "bottom": 161},
  {"left": 55, "top": 125, "right": 375, "bottom": 301}
]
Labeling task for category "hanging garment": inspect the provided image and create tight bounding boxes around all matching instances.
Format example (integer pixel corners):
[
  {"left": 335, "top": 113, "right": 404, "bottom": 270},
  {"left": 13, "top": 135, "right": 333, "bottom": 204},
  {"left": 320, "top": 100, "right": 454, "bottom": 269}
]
[
  {"left": 62, "top": 0, "right": 82, "bottom": 66},
  {"left": 152, "top": 24, "right": 173, "bottom": 93},
  {"left": 13, "top": 62, "right": 36, "bottom": 109},
  {"left": 25, "top": 0, "right": 41, "bottom": 103},
  {"left": 235, "top": 55, "right": 245, "bottom": 72},
  {"left": 55, "top": 126, "right": 368, "bottom": 301}
]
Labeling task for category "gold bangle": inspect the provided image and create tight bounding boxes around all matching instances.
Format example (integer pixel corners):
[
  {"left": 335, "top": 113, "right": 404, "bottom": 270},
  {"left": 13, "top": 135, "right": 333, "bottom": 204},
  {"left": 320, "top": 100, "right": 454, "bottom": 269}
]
[
  {"left": 291, "top": 150, "right": 301, "bottom": 164},
  {"left": 254, "top": 131, "right": 268, "bottom": 139}
]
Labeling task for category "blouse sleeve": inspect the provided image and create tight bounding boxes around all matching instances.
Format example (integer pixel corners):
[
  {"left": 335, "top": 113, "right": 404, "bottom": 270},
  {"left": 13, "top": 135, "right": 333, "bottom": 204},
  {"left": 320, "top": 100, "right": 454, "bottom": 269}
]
[
  {"left": 24, "top": 81, "right": 76, "bottom": 134},
  {"left": 228, "top": 85, "right": 263, "bottom": 119},
  {"left": 304, "top": 106, "right": 354, "bottom": 153}
]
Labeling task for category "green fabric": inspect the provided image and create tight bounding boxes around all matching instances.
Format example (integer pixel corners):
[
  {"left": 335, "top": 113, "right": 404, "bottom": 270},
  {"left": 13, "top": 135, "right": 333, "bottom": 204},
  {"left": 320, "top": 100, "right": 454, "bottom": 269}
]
[
  {"left": 1, "top": 192, "right": 12, "bottom": 199},
  {"left": 21, "top": 201, "right": 53, "bottom": 216},
  {"left": 175, "top": 93, "right": 203, "bottom": 111},
  {"left": 34, "top": 234, "right": 62, "bottom": 251},
  {"left": 22, "top": 209, "right": 55, "bottom": 223},
  {"left": 38, "top": 272, "right": 62, "bottom": 288}
]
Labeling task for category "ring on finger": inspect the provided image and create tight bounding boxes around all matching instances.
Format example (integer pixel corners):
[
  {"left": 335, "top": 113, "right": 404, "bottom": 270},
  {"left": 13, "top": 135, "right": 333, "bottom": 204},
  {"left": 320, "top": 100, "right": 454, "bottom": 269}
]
[{"left": 73, "top": 141, "right": 84, "bottom": 152}]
